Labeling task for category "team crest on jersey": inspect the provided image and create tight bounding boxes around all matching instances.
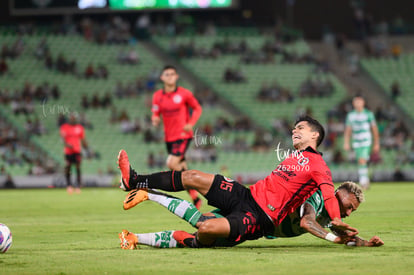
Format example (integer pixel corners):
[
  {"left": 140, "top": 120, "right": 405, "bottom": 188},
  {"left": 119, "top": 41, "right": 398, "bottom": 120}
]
[
  {"left": 298, "top": 157, "right": 309, "bottom": 166},
  {"left": 173, "top": 94, "right": 182, "bottom": 104}
]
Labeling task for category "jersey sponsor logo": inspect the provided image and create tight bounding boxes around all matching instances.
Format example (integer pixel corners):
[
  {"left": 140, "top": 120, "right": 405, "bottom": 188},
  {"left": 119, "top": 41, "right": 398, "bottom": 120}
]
[
  {"left": 298, "top": 157, "right": 309, "bottom": 166},
  {"left": 273, "top": 171, "right": 290, "bottom": 182},
  {"left": 173, "top": 94, "right": 182, "bottom": 104}
]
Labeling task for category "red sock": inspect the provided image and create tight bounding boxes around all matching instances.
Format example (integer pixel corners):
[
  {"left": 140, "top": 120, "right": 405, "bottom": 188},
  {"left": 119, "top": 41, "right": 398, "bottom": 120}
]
[{"left": 188, "top": 189, "right": 199, "bottom": 200}]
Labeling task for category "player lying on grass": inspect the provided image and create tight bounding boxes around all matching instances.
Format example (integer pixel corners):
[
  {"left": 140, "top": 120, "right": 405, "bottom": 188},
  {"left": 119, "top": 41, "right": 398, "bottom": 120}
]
[
  {"left": 117, "top": 116, "right": 359, "bottom": 248},
  {"left": 119, "top": 181, "right": 384, "bottom": 248}
]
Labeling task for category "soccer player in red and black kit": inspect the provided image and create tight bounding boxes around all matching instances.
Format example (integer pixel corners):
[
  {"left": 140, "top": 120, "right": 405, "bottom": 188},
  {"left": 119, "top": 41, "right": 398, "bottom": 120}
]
[
  {"left": 60, "top": 113, "right": 89, "bottom": 194},
  {"left": 117, "top": 116, "right": 358, "bottom": 247},
  {"left": 151, "top": 65, "right": 203, "bottom": 208}
]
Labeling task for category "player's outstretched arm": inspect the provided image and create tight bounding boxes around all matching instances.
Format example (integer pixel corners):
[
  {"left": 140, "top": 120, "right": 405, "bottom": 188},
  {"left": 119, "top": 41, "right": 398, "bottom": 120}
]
[
  {"left": 331, "top": 228, "right": 384, "bottom": 247},
  {"left": 300, "top": 203, "right": 350, "bottom": 244}
]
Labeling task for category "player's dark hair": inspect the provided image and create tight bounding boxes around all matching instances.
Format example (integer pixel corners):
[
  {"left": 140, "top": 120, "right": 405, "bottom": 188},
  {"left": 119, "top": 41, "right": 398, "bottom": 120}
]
[
  {"left": 162, "top": 65, "right": 177, "bottom": 73},
  {"left": 294, "top": 115, "right": 325, "bottom": 147}
]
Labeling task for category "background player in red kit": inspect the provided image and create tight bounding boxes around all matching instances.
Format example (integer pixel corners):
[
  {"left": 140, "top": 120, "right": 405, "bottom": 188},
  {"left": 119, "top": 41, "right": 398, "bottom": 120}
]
[
  {"left": 117, "top": 115, "right": 358, "bottom": 247},
  {"left": 151, "top": 65, "right": 203, "bottom": 208},
  {"left": 60, "top": 113, "right": 89, "bottom": 194}
]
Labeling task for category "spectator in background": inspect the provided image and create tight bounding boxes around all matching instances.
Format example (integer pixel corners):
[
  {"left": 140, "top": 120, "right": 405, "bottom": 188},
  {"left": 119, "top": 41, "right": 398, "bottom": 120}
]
[
  {"left": 91, "top": 93, "right": 100, "bottom": 108},
  {"left": 109, "top": 106, "right": 119, "bottom": 124},
  {"left": 96, "top": 64, "right": 108, "bottom": 79},
  {"left": 1, "top": 44, "right": 9, "bottom": 59},
  {"left": 57, "top": 114, "right": 67, "bottom": 127},
  {"left": 101, "top": 92, "right": 112, "bottom": 108},
  {"left": 147, "top": 152, "right": 156, "bottom": 169},
  {"left": 51, "top": 84, "right": 61, "bottom": 100},
  {"left": 223, "top": 68, "right": 246, "bottom": 83},
  {"left": 25, "top": 117, "right": 46, "bottom": 136},
  {"left": 127, "top": 48, "right": 139, "bottom": 64},
  {"left": 0, "top": 58, "right": 8, "bottom": 75},
  {"left": 391, "top": 44, "right": 402, "bottom": 59},
  {"left": 56, "top": 53, "right": 69, "bottom": 73},
  {"left": 332, "top": 150, "right": 344, "bottom": 165},
  {"left": 85, "top": 63, "right": 95, "bottom": 78},
  {"left": 391, "top": 81, "right": 401, "bottom": 100},
  {"left": 114, "top": 81, "right": 125, "bottom": 98},
  {"left": 81, "top": 95, "right": 89, "bottom": 109},
  {"left": 34, "top": 38, "right": 49, "bottom": 60},
  {"left": 44, "top": 53, "right": 53, "bottom": 69},
  {"left": 3, "top": 173, "right": 16, "bottom": 188},
  {"left": 79, "top": 113, "right": 93, "bottom": 130}
]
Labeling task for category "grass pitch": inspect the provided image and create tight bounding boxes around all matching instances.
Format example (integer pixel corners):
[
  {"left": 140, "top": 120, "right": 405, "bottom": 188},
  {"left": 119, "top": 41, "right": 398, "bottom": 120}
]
[{"left": 1, "top": 183, "right": 414, "bottom": 275}]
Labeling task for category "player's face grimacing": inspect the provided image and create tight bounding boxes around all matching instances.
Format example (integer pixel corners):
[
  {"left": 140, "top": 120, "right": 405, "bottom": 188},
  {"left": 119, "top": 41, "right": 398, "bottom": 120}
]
[
  {"left": 336, "top": 189, "right": 360, "bottom": 218},
  {"left": 292, "top": 121, "right": 319, "bottom": 150},
  {"left": 160, "top": 69, "right": 179, "bottom": 86}
]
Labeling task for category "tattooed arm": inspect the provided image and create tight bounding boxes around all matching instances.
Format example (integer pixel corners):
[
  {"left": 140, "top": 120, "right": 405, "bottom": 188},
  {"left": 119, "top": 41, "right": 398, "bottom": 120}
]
[{"left": 299, "top": 203, "right": 351, "bottom": 244}]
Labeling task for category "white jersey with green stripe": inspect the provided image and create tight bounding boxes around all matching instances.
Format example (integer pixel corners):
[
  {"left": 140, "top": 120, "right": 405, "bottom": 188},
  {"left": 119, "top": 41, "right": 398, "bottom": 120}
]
[
  {"left": 271, "top": 190, "right": 331, "bottom": 238},
  {"left": 345, "top": 109, "right": 376, "bottom": 148}
]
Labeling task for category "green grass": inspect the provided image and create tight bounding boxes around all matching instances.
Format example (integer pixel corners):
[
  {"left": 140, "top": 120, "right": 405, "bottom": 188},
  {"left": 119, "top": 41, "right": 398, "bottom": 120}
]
[{"left": 1, "top": 183, "right": 414, "bottom": 274}]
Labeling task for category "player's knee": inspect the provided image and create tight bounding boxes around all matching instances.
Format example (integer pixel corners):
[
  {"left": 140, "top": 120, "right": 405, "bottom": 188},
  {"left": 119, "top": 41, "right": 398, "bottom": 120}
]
[
  {"left": 198, "top": 219, "right": 229, "bottom": 238},
  {"left": 198, "top": 219, "right": 217, "bottom": 235},
  {"left": 182, "top": 170, "right": 200, "bottom": 184}
]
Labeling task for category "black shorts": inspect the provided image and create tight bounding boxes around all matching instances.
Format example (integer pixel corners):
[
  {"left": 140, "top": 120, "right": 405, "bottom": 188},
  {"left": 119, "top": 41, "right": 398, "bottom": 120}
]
[
  {"left": 65, "top": 153, "right": 81, "bottom": 165},
  {"left": 205, "top": 175, "right": 274, "bottom": 243},
  {"left": 166, "top": 138, "right": 191, "bottom": 158}
]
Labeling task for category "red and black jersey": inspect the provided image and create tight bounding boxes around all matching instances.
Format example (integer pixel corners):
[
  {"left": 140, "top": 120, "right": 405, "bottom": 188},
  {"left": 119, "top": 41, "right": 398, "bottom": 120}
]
[
  {"left": 152, "top": 86, "right": 202, "bottom": 142},
  {"left": 250, "top": 146, "right": 340, "bottom": 227},
  {"left": 60, "top": 123, "right": 85, "bottom": 154}
]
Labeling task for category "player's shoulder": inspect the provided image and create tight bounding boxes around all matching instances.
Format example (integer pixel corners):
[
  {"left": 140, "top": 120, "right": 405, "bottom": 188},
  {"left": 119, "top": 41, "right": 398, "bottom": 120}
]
[
  {"left": 365, "top": 109, "right": 375, "bottom": 116},
  {"left": 177, "top": 86, "right": 193, "bottom": 95},
  {"left": 153, "top": 89, "right": 163, "bottom": 97},
  {"left": 301, "top": 147, "right": 324, "bottom": 160},
  {"left": 347, "top": 110, "right": 357, "bottom": 117}
]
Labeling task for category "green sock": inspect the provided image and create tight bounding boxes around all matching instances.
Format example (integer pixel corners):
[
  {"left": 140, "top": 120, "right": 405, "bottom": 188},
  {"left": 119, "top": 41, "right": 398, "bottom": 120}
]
[
  {"left": 358, "top": 164, "right": 369, "bottom": 186},
  {"left": 136, "top": 231, "right": 178, "bottom": 248},
  {"left": 148, "top": 190, "right": 202, "bottom": 227}
]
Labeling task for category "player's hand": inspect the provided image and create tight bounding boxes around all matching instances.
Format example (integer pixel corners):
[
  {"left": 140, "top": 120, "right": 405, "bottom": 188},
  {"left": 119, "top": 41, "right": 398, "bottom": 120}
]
[
  {"left": 343, "top": 142, "right": 350, "bottom": 151},
  {"left": 368, "top": 236, "right": 384, "bottom": 247},
  {"left": 152, "top": 116, "right": 160, "bottom": 127},
  {"left": 334, "top": 235, "right": 354, "bottom": 244},
  {"left": 85, "top": 149, "right": 93, "bottom": 159},
  {"left": 183, "top": 124, "right": 193, "bottom": 132},
  {"left": 331, "top": 218, "right": 358, "bottom": 234},
  {"left": 373, "top": 143, "right": 380, "bottom": 154}
]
